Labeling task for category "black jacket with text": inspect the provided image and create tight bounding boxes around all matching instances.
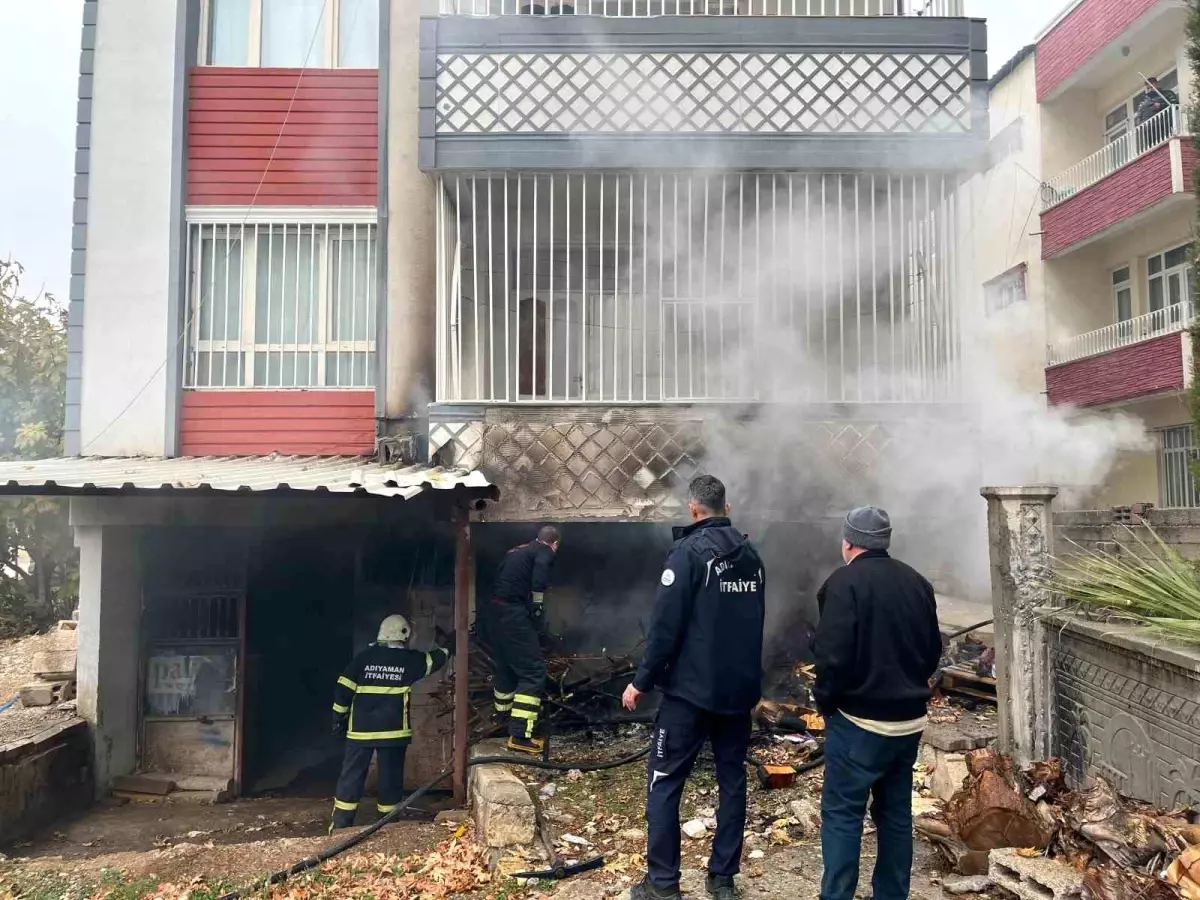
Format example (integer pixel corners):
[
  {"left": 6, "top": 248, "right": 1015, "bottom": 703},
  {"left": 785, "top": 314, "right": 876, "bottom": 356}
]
[
  {"left": 634, "top": 517, "right": 766, "bottom": 716},
  {"left": 492, "top": 539, "right": 557, "bottom": 610},
  {"left": 812, "top": 550, "right": 942, "bottom": 722},
  {"left": 332, "top": 644, "right": 450, "bottom": 746}
]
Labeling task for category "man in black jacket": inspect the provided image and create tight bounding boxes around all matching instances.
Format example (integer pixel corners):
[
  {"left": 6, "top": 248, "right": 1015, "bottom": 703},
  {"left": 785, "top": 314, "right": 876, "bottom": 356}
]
[
  {"left": 623, "top": 475, "right": 766, "bottom": 900},
  {"left": 330, "top": 614, "right": 452, "bottom": 830},
  {"left": 480, "top": 526, "right": 560, "bottom": 754},
  {"left": 813, "top": 507, "right": 942, "bottom": 900}
]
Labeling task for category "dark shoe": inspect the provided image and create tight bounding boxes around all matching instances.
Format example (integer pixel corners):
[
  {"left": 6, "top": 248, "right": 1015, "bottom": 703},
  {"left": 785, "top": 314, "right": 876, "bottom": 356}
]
[
  {"left": 707, "top": 874, "right": 738, "bottom": 900},
  {"left": 630, "top": 875, "right": 682, "bottom": 900},
  {"left": 506, "top": 734, "right": 546, "bottom": 755}
]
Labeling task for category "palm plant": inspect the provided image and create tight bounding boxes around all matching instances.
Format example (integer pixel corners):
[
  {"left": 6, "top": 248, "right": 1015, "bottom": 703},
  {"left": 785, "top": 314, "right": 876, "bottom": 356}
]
[{"left": 1046, "top": 525, "right": 1200, "bottom": 646}]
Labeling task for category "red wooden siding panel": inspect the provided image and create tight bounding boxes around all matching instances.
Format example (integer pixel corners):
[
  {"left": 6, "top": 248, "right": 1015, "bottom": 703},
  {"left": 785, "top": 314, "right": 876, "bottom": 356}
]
[
  {"left": 1045, "top": 332, "right": 1183, "bottom": 408},
  {"left": 1040, "top": 144, "right": 1173, "bottom": 259},
  {"left": 1036, "top": 0, "right": 1161, "bottom": 100},
  {"left": 180, "top": 390, "right": 376, "bottom": 456},
  {"left": 187, "top": 68, "right": 378, "bottom": 206}
]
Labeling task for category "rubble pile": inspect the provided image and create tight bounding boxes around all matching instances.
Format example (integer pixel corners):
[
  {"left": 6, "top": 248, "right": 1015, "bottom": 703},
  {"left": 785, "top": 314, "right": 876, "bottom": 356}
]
[{"left": 916, "top": 749, "right": 1200, "bottom": 900}]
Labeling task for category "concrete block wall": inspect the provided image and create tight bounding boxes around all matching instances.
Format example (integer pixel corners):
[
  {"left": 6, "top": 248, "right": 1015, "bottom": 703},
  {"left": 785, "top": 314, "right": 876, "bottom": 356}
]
[
  {"left": 0, "top": 720, "right": 92, "bottom": 846},
  {"left": 1055, "top": 508, "right": 1200, "bottom": 559}
]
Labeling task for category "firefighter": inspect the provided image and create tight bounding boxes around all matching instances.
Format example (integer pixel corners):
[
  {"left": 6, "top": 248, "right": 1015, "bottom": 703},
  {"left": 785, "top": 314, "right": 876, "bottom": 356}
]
[
  {"left": 622, "top": 475, "right": 766, "bottom": 900},
  {"left": 329, "top": 614, "right": 452, "bottom": 830},
  {"left": 480, "top": 525, "right": 560, "bottom": 754}
]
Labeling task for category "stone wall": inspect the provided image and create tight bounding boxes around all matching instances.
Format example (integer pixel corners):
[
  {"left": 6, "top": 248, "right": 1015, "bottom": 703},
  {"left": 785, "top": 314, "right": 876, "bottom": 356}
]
[
  {"left": 1047, "top": 615, "right": 1200, "bottom": 808},
  {"left": 1054, "top": 508, "right": 1200, "bottom": 559},
  {"left": 0, "top": 719, "right": 92, "bottom": 846}
]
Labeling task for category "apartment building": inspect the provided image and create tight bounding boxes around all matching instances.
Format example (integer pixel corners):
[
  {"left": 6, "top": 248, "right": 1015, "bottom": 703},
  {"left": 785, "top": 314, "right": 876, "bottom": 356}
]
[
  {"left": 974, "top": 0, "right": 1197, "bottom": 509},
  {"left": 0, "top": 0, "right": 986, "bottom": 799}
]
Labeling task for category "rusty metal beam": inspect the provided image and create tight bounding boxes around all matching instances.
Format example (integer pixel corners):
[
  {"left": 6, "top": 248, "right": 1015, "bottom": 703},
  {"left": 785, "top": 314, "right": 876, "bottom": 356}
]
[{"left": 453, "top": 504, "right": 472, "bottom": 804}]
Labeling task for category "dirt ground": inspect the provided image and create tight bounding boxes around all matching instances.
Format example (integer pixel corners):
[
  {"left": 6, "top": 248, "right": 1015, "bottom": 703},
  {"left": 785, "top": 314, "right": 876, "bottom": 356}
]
[
  {"left": 0, "top": 633, "right": 74, "bottom": 746},
  {"left": 1, "top": 724, "right": 961, "bottom": 900}
]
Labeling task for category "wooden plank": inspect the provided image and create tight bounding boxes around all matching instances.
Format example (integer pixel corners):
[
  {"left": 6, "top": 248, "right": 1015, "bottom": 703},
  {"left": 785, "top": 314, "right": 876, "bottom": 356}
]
[{"left": 112, "top": 774, "right": 175, "bottom": 795}]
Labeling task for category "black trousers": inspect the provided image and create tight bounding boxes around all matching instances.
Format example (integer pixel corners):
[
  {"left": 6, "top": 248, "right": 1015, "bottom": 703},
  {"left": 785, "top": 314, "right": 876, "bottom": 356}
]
[
  {"left": 481, "top": 600, "right": 547, "bottom": 738},
  {"left": 332, "top": 741, "right": 409, "bottom": 827},
  {"left": 645, "top": 695, "right": 751, "bottom": 890}
]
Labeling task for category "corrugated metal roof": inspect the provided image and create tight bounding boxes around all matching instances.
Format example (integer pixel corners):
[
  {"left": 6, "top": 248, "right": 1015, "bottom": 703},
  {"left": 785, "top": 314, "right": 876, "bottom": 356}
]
[{"left": 0, "top": 456, "right": 497, "bottom": 502}]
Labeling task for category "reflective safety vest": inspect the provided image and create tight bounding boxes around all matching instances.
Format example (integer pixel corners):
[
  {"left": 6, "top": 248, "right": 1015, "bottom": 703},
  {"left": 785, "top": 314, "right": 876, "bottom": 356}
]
[{"left": 333, "top": 644, "right": 450, "bottom": 746}]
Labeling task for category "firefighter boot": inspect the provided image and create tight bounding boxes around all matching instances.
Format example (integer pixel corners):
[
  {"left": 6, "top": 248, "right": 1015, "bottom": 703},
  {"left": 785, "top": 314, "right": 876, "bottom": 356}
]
[{"left": 506, "top": 733, "right": 546, "bottom": 755}]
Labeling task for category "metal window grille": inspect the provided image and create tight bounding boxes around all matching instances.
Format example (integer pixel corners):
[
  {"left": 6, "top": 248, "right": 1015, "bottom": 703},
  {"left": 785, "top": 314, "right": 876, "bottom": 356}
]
[
  {"left": 185, "top": 221, "right": 377, "bottom": 389},
  {"left": 435, "top": 172, "right": 959, "bottom": 404},
  {"left": 1160, "top": 425, "right": 1200, "bottom": 509},
  {"left": 437, "top": 0, "right": 964, "bottom": 15}
]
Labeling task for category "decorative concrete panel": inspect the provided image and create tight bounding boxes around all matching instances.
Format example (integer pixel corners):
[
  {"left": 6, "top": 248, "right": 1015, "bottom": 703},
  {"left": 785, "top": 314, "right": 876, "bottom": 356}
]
[
  {"left": 427, "top": 404, "right": 951, "bottom": 521},
  {"left": 1050, "top": 617, "right": 1200, "bottom": 808},
  {"left": 435, "top": 51, "right": 971, "bottom": 135}
]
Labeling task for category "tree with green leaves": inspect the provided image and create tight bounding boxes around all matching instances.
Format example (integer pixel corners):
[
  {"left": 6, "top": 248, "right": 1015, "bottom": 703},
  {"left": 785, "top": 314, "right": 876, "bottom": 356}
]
[{"left": 0, "top": 258, "right": 77, "bottom": 635}]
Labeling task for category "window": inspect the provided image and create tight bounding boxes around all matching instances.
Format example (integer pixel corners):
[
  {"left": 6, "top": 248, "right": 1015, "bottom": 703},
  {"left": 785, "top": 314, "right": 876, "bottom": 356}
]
[
  {"left": 186, "top": 220, "right": 377, "bottom": 389},
  {"left": 1159, "top": 425, "right": 1200, "bottom": 509},
  {"left": 1103, "top": 68, "right": 1178, "bottom": 144},
  {"left": 1147, "top": 243, "right": 1191, "bottom": 316},
  {"left": 983, "top": 265, "right": 1026, "bottom": 316},
  {"left": 202, "top": 0, "right": 379, "bottom": 68},
  {"left": 1113, "top": 266, "right": 1132, "bottom": 322}
]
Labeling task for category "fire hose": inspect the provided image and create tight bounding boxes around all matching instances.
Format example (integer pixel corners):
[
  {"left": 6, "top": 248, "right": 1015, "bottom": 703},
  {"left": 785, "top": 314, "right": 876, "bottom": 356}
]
[{"left": 215, "top": 728, "right": 826, "bottom": 900}]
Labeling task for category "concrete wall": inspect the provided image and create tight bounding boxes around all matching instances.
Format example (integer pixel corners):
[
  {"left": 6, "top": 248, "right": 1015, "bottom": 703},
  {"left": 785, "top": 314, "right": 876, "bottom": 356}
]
[
  {"left": 383, "top": 0, "right": 436, "bottom": 422},
  {"left": 0, "top": 720, "right": 93, "bottom": 846},
  {"left": 964, "top": 51, "right": 1046, "bottom": 399},
  {"left": 73, "top": 524, "right": 142, "bottom": 792},
  {"left": 1056, "top": 504, "right": 1200, "bottom": 556},
  {"left": 80, "top": 0, "right": 188, "bottom": 455},
  {"left": 1048, "top": 615, "right": 1200, "bottom": 808}
]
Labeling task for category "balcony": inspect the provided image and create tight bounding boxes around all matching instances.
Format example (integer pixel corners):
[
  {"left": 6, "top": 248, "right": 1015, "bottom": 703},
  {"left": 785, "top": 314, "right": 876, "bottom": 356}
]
[
  {"left": 418, "top": 2, "right": 986, "bottom": 170},
  {"left": 1035, "top": 0, "right": 1185, "bottom": 102},
  {"left": 1039, "top": 109, "right": 1194, "bottom": 258},
  {"left": 1045, "top": 303, "right": 1195, "bottom": 408}
]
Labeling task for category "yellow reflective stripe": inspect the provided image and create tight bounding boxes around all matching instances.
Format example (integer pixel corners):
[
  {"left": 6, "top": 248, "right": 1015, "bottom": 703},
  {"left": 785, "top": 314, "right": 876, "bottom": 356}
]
[
  {"left": 347, "top": 728, "right": 413, "bottom": 740},
  {"left": 493, "top": 689, "right": 515, "bottom": 700},
  {"left": 377, "top": 803, "right": 398, "bottom": 813},
  {"left": 494, "top": 702, "right": 513, "bottom": 712},
  {"left": 334, "top": 799, "right": 358, "bottom": 811},
  {"left": 356, "top": 685, "right": 411, "bottom": 695},
  {"left": 332, "top": 703, "right": 350, "bottom": 714},
  {"left": 337, "top": 676, "right": 358, "bottom": 691},
  {"left": 510, "top": 708, "right": 538, "bottom": 720},
  {"left": 513, "top": 694, "right": 541, "bottom": 706},
  {"left": 425, "top": 652, "right": 433, "bottom": 676}
]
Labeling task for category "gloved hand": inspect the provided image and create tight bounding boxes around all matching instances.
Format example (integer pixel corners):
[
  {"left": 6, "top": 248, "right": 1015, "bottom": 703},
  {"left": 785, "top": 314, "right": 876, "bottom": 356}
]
[{"left": 333, "top": 714, "right": 348, "bottom": 738}]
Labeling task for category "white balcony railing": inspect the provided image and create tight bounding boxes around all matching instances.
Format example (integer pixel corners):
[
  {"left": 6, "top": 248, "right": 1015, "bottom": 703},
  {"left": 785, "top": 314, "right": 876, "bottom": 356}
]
[
  {"left": 1041, "top": 106, "right": 1181, "bottom": 210},
  {"left": 1046, "top": 301, "right": 1195, "bottom": 367},
  {"left": 438, "top": 0, "right": 963, "bottom": 16}
]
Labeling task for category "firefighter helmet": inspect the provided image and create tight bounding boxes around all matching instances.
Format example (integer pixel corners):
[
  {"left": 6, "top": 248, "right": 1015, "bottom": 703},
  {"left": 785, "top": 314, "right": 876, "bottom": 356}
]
[{"left": 377, "top": 614, "right": 412, "bottom": 644}]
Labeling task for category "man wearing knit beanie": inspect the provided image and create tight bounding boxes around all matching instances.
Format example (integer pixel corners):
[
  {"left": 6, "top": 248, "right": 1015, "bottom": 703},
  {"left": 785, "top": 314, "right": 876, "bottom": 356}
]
[{"left": 813, "top": 507, "right": 942, "bottom": 900}]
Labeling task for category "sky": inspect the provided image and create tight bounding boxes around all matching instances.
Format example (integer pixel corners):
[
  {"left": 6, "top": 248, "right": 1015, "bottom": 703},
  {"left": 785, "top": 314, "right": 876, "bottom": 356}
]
[{"left": 0, "top": 0, "right": 1053, "bottom": 303}]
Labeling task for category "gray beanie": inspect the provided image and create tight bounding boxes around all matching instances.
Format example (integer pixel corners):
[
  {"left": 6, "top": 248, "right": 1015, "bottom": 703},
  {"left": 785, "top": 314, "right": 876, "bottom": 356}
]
[{"left": 844, "top": 506, "right": 892, "bottom": 550}]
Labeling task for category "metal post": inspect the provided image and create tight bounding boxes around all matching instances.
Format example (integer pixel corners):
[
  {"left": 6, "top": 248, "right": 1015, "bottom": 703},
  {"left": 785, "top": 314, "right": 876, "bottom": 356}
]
[{"left": 453, "top": 503, "right": 472, "bottom": 805}]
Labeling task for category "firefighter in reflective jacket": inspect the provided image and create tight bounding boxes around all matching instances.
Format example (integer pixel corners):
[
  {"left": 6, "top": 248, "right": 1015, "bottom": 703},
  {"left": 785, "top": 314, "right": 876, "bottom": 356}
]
[
  {"left": 330, "top": 614, "right": 451, "bottom": 830},
  {"left": 479, "top": 525, "right": 560, "bottom": 754}
]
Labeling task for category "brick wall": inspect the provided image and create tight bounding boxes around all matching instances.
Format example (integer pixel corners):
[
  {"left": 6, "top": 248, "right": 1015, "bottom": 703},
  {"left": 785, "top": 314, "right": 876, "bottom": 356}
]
[
  {"left": 1036, "top": 0, "right": 1161, "bottom": 100},
  {"left": 1041, "top": 144, "right": 1174, "bottom": 259},
  {"left": 1045, "top": 331, "right": 1183, "bottom": 407}
]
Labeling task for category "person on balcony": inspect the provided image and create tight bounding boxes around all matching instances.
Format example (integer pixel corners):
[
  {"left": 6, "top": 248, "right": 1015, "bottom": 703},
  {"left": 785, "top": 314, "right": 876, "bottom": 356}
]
[{"left": 1135, "top": 77, "right": 1179, "bottom": 152}]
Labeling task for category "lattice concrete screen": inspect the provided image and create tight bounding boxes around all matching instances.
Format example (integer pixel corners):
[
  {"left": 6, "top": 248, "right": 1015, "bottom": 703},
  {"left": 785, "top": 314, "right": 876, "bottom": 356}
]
[{"left": 435, "top": 51, "right": 971, "bottom": 135}]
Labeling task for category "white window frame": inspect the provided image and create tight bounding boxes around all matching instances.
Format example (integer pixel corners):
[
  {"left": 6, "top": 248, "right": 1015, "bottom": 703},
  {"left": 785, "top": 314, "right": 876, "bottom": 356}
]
[
  {"left": 983, "top": 264, "right": 1026, "bottom": 317},
  {"left": 185, "top": 209, "right": 378, "bottom": 390},
  {"left": 1111, "top": 264, "right": 1133, "bottom": 322},
  {"left": 199, "top": 0, "right": 378, "bottom": 68},
  {"left": 1158, "top": 424, "right": 1200, "bottom": 509},
  {"left": 1146, "top": 241, "right": 1192, "bottom": 315}
]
